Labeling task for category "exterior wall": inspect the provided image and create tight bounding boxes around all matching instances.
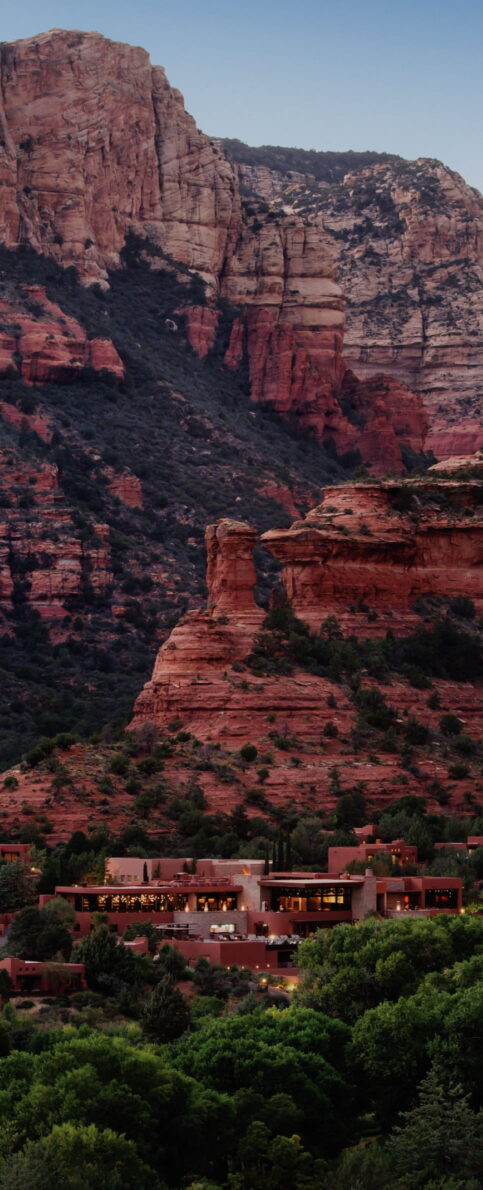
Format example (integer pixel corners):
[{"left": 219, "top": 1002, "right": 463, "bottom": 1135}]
[
  {"left": 354, "top": 825, "right": 376, "bottom": 841},
  {"left": 196, "top": 860, "right": 266, "bottom": 910},
  {"left": 246, "top": 909, "right": 353, "bottom": 934},
  {"left": 327, "top": 843, "right": 418, "bottom": 874},
  {"left": 172, "top": 910, "right": 248, "bottom": 939},
  {"left": 434, "top": 842, "right": 466, "bottom": 853},
  {"left": 104, "top": 857, "right": 266, "bottom": 906},
  {"left": 0, "top": 957, "right": 86, "bottom": 993},
  {"left": 123, "top": 936, "right": 150, "bottom": 954},
  {"left": 351, "top": 876, "right": 378, "bottom": 919},
  {"left": 70, "top": 909, "right": 175, "bottom": 937},
  {"left": 376, "top": 876, "right": 463, "bottom": 915},
  {"left": 165, "top": 938, "right": 279, "bottom": 970},
  {"left": 105, "top": 857, "right": 191, "bottom": 883},
  {"left": 0, "top": 844, "right": 30, "bottom": 865}
]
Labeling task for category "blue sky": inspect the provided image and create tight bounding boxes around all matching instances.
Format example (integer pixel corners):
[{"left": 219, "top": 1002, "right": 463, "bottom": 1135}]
[{"left": 3, "top": 0, "right": 483, "bottom": 192}]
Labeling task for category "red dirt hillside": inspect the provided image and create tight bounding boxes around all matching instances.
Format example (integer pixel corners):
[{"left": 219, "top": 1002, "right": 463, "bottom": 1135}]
[{"left": 1, "top": 479, "right": 482, "bottom": 840}]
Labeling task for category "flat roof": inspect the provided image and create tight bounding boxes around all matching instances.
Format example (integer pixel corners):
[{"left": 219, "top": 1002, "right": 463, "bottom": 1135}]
[
  {"left": 56, "top": 883, "right": 242, "bottom": 894},
  {"left": 260, "top": 877, "right": 364, "bottom": 887}
]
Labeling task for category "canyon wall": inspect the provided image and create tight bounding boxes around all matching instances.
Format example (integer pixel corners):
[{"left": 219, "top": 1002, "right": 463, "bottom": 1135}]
[
  {"left": 1, "top": 30, "right": 480, "bottom": 469},
  {"left": 0, "top": 29, "right": 239, "bottom": 290},
  {"left": 235, "top": 158, "right": 483, "bottom": 459}
]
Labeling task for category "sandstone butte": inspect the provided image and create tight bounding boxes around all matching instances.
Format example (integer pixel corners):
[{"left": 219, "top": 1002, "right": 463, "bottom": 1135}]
[
  {"left": 0, "top": 482, "right": 482, "bottom": 840},
  {"left": 126, "top": 485, "right": 483, "bottom": 823},
  {"left": 0, "top": 30, "right": 482, "bottom": 469}
]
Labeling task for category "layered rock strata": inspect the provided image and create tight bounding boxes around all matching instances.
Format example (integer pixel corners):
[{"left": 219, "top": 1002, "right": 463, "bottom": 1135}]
[
  {"left": 0, "top": 28, "right": 465, "bottom": 471},
  {"left": 133, "top": 521, "right": 264, "bottom": 727},
  {"left": 131, "top": 491, "right": 483, "bottom": 818},
  {"left": 236, "top": 158, "right": 483, "bottom": 458},
  {"left": 262, "top": 481, "right": 483, "bottom": 632},
  {"left": 0, "top": 285, "right": 124, "bottom": 382},
  {"left": 0, "top": 29, "right": 239, "bottom": 290},
  {"left": 0, "top": 449, "right": 112, "bottom": 625}
]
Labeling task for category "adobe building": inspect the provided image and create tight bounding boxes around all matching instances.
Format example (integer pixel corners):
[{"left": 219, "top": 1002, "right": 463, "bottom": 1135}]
[
  {"left": 0, "top": 843, "right": 31, "bottom": 865},
  {"left": 42, "top": 855, "right": 463, "bottom": 971},
  {"left": 435, "top": 836, "right": 483, "bottom": 855},
  {"left": 327, "top": 840, "right": 418, "bottom": 873},
  {"left": 0, "top": 957, "right": 86, "bottom": 996}
]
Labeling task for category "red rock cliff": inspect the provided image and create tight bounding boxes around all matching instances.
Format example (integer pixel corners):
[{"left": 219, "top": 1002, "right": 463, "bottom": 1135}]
[
  {"left": 0, "top": 285, "right": 124, "bottom": 383},
  {"left": 131, "top": 487, "right": 483, "bottom": 819},
  {"left": 237, "top": 158, "right": 483, "bottom": 460},
  {"left": 1, "top": 30, "right": 481, "bottom": 467},
  {"left": 263, "top": 481, "right": 483, "bottom": 633},
  {"left": 0, "top": 447, "right": 112, "bottom": 629},
  {"left": 0, "top": 29, "right": 239, "bottom": 290}
]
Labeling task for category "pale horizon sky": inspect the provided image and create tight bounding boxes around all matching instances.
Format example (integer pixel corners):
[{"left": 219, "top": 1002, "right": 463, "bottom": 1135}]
[{"left": 2, "top": 0, "right": 483, "bottom": 193}]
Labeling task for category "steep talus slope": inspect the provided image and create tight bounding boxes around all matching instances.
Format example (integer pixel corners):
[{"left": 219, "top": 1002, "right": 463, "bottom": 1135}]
[{"left": 0, "top": 242, "right": 344, "bottom": 765}]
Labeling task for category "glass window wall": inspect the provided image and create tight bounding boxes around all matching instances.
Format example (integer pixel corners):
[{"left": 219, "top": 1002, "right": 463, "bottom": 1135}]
[
  {"left": 74, "top": 892, "right": 188, "bottom": 912},
  {"left": 269, "top": 886, "right": 352, "bottom": 912}
]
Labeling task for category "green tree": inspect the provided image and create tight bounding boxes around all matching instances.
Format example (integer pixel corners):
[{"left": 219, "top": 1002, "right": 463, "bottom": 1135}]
[
  {"left": 0, "top": 862, "right": 35, "bottom": 912},
  {"left": 350, "top": 990, "right": 445, "bottom": 1125},
  {"left": 228, "top": 1121, "right": 326, "bottom": 1190},
  {"left": 0, "top": 1122, "right": 161, "bottom": 1190},
  {"left": 8, "top": 900, "right": 73, "bottom": 961},
  {"left": 173, "top": 1007, "right": 352, "bottom": 1154},
  {"left": 388, "top": 1066, "right": 483, "bottom": 1186},
  {"left": 141, "top": 975, "right": 191, "bottom": 1042},
  {"left": 0, "top": 1030, "right": 233, "bottom": 1185},
  {"left": 75, "top": 925, "right": 147, "bottom": 992},
  {"left": 326, "top": 1142, "right": 393, "bottom": 1190}
]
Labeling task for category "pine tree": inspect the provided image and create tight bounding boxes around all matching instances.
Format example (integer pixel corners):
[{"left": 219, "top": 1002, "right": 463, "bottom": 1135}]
[
  {"left": 141, "top": 975, "right": 191, "bottom": 1042},
  {"left": 388, "top": 1065, "right": 483, "bottom": 1185}
]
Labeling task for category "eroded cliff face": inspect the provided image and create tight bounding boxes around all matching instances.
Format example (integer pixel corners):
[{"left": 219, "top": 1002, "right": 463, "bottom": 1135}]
[
  {"left": 130, "top": 490, "right": 483, "bottom": 818},
  {"left": 0, "top": 27, "right": 466, "bottom": 473},
  {"left": 0, "top": 284, "right": 124, "bottom": 383},
  {"left": 235, "top": 157, "right": 483, "bottom": 459},
  {"left": 263, "top": 481, "right": 483, "bottom": 633},
  {"left": 0, "top": 28, "right": 239, "bottom": 290},
  {"left": 0, "top": 448, "right": 112, "bottom": 627}
]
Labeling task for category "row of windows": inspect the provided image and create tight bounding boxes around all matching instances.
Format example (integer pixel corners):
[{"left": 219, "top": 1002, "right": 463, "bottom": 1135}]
[
  {"left": 269, "top": 888, "right": 352, "bottom": 912},
  {"left": 73, "top": 893, "right": 239, "bottom": 913},
  {"left": 425, "top": 889, "right": 459, "bottom": 908}
]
